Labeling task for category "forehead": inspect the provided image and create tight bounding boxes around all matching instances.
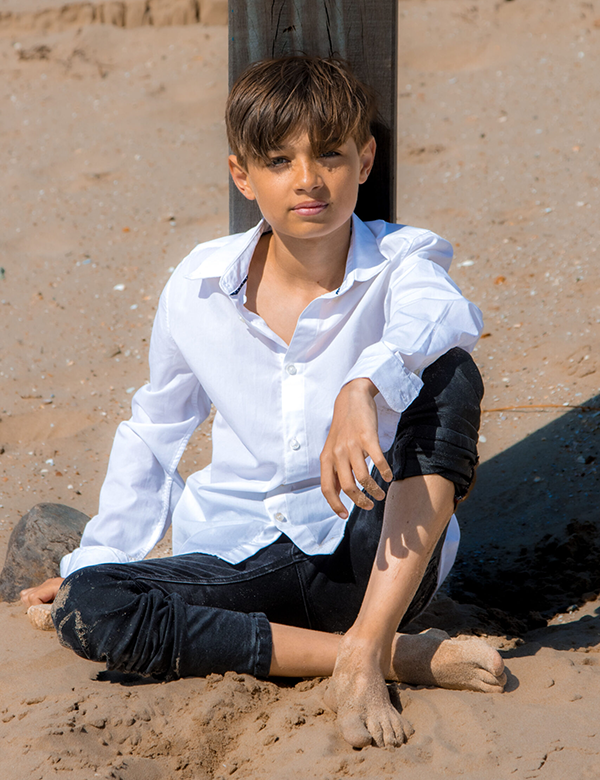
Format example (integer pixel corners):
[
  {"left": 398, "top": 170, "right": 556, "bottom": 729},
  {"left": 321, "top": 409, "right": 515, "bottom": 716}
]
[{"left": 263, "top": 131, "right": 357, "bottom": 154}]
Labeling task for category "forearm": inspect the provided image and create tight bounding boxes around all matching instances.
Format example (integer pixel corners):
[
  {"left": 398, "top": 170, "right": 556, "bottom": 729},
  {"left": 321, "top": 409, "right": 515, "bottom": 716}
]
[{"left": 347, "top": 474, "right": 455, "bottom": 667}]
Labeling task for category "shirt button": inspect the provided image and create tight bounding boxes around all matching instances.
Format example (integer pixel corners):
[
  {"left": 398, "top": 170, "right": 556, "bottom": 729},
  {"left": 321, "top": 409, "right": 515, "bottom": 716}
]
[
  {"left": 289, "top": 438, "right": 300, "bottom": 451},
  {"left": 275, "top": 512, "right": 284, "bottom": 522},
  {"left": 286, "top": 364, "right": 297, "bottom": 375}
]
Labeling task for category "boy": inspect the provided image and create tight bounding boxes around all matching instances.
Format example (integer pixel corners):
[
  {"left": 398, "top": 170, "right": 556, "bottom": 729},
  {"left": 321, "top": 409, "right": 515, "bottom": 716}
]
[{"left": 21, "top": 56, "right": 505, "bottom": 749}]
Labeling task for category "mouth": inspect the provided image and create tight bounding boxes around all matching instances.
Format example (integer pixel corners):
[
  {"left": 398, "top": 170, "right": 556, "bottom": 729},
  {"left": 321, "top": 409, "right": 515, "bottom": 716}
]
[{"left": 291, "top": 200, "right": 328, "bottom": 216}]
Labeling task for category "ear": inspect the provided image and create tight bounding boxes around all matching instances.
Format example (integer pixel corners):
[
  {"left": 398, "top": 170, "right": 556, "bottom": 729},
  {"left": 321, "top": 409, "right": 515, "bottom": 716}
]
[
  {"left": 228, "top": 155, "right": 257, "bottom": 201},
  {"left": 358, "top": 136, "right": 377, "bottom": 185}
]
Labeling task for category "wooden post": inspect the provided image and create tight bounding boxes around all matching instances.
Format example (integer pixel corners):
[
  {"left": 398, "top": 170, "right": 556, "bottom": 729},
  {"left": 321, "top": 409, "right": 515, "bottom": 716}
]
[{"left": 228, "top": 0, "right": 397, "bottom": 233}]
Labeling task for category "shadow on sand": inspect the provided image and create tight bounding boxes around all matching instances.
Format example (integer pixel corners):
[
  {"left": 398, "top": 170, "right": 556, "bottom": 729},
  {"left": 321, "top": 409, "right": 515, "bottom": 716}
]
[{"left": 443, "top": 391, "right": 600, "bottom": 635}]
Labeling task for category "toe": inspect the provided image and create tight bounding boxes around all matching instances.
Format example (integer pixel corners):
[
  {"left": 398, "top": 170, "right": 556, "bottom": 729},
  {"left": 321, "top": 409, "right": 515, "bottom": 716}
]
[
  {"left": 473, "top": 668, "right": 507, "bottom": 693},
  {"left": 491, "top": 654, "right": 505, "bottom": 678},
  {"left": 389, "top": 709, "right": 411, "bottom": 746},
  {"left": 365, "top": 717, "right": 384, "bottom": 748},
  {"left": 477, "top": 643, "right": 505, "bottom": 677},
  {"left": 380, "top": 717, "right": 401, "bottom": 748},
  {"left": 477, "top": 669, "right": 506, "bottom": 687},
  {"left": 338, "top": 712, "right": 373, "bottom": 749},
  {"left": 477, "top": 680, "right": 506, "bottom": 694},
  {"left": 422, "top": 627, "right": 450, "bottom": 641}
]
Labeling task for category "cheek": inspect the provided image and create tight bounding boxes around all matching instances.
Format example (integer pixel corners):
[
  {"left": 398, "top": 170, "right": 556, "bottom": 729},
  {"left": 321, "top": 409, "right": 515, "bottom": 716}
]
[{"left": 339, "top": 171, "right": 361, "bottom": 198}]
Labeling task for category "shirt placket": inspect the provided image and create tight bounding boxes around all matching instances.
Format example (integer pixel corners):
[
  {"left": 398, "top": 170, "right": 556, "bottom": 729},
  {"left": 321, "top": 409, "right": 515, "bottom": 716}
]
[
  {"left": 280, "top": 351, "right": 307, "bottom": 486},
  {"left": 259, "top": 302, "right": 321, "bottom": 531}
]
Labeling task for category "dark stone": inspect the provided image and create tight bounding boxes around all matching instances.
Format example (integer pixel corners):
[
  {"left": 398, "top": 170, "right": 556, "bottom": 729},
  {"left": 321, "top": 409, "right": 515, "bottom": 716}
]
[{"left": 0, "top": 503, "right": 89, "bottom": 602}]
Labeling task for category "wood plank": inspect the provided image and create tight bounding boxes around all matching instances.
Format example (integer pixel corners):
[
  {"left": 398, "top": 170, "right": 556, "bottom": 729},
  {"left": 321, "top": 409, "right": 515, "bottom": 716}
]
[{"left": 228, "top": 0, "right": 397, "bottom": 232}]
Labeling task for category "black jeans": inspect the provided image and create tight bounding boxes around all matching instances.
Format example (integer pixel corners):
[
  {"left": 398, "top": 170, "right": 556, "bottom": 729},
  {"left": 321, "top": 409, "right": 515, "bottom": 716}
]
[{"left": 53, "top": 348, "right": 483, "bottom": 680}]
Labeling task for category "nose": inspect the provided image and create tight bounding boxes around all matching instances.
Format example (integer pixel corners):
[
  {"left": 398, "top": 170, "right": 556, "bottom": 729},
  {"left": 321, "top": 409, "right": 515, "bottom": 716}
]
[{"left": 294, "top": 157, "right": 322, "bottom": 192}]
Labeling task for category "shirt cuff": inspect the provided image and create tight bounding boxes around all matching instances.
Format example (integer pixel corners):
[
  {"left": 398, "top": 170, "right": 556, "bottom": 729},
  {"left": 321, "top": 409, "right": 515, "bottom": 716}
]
[
  {"left": 60, "top": 545, "right": 135, "bottom": 578},
  {"left": 343, "top": 342, "right": 424, "bottom": 414}
]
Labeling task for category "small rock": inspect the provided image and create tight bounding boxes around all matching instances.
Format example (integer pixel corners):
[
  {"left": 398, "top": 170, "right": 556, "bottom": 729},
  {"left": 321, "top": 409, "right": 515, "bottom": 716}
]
[
  {"left": 0, "top": 503, "right": 89, "bottom": 601},
  {"left": 27, "top": 604, "right": 55, "bottom": 631}
]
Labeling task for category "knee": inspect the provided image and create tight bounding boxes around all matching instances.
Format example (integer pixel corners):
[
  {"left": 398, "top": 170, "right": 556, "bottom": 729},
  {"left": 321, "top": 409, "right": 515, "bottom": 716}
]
[
  {"left": 52, "top": 567, "right": 110, "bottom": 661},
  {"left": 445, "top": 348, "right": 484, "bottom": 401},
  {"left": 423, "top": 348, "right": 483, "bottom": 403},
  {"left": 421, "top": 348, "right": 483, "bottom": 427}
]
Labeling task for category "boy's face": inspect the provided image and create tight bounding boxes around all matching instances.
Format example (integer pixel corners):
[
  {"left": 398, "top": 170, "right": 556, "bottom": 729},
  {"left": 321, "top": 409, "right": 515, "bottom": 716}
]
[{"left": 228, "top": 132, "right": 375, "bottom": 241}]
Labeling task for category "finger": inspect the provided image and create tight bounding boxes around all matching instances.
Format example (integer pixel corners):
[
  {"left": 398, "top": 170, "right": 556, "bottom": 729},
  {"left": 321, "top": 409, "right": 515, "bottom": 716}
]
[
  {"left": 20, "top": 588, "right": 34, "bottom": 606},
  {"left": 369, "top": 445, "right": 393, "bottom": 483},
  {"left": 356, "top": 433, "right": 393, "bottom": 484},
  {"left": 357, "top": 473, "right": 386, "bottom": 502},
  {"left": 351, "top": 452, "right": 386, "bottom": 502},
  {"left": 336, "top": 460, "right": 374, "bottom": 511},
  {"left": 321, "top": 457, "right": 349, "bottom": 518},
  {"left": 348, "top": 450, "right": 387, "bottom": 504}
]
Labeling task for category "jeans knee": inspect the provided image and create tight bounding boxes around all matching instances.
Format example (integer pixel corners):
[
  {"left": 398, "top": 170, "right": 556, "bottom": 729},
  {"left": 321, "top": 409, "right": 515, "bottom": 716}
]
[
  {"left": 424, "top": 348, "right": 484, "bottom": 406},
  {"left": 448, "top": 347, "right": 484, "bottom": 400},
  {"left": 391, "top": 348, "right": 483, "bottom": 498},
  {"left": 52, "top": 568, "right": 106, "bottom": 661}
]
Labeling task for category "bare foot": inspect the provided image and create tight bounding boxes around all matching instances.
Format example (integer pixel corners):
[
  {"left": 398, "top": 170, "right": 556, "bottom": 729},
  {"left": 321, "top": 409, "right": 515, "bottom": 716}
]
[
  {"left": 324, "top": 634, "right": 414, "bottom": 749},
  {"left": 391, "top": 628, "right": 507, "bottom": 692}
]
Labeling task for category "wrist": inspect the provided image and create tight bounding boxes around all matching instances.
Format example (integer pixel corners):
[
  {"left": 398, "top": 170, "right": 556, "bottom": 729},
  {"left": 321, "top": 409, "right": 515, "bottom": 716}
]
[{"left": 345, "top": 377, "right": 379, "bottom": 398}]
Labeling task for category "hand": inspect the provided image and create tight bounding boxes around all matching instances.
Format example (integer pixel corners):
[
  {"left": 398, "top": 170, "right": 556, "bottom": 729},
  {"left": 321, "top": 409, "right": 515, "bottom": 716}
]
[
  {"left": 320, "top": 378, "right": 393, "bottom": 518},
  {"left": 20, "top": 577, "right": 64, "bottom": 607}
]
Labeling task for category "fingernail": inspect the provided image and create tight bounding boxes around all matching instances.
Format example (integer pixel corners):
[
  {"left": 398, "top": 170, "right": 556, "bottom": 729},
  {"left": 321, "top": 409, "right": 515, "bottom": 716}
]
[{"left": 338, "top": 511, "right": 348, "bottom": 519}]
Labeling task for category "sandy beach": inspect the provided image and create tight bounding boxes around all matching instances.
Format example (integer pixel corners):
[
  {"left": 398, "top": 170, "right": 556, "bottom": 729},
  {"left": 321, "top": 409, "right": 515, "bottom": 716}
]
[{"left": 1, "top": 1, "right": 600, "bottom": 777}]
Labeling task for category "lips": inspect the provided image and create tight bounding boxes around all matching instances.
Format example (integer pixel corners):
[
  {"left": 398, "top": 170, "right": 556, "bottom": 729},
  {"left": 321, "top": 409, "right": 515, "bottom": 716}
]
[{"left": 291, "top": 200, "right": 328, "bottom": 216}]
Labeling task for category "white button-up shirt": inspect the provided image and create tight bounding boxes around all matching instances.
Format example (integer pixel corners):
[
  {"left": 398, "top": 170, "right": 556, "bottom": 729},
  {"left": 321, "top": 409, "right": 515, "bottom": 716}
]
[{"left": 60, "top": 215, "right": 483, "bottom": 578}]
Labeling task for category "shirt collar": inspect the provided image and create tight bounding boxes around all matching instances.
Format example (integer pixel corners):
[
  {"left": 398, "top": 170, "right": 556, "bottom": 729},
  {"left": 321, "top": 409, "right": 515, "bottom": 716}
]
[
  {"left": 185, "top": 213, "right": 390, "bottom": 296},
  {"left": 337, "top": 213, "right": 391, "bottom": 293},
  {"left": 185, "top": 220, "right": 270, "bottom": 295}
]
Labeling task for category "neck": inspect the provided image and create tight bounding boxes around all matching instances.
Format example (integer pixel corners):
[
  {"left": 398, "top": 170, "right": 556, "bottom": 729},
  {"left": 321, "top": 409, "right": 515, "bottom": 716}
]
[{"left": 262, "top": 219, "right": 352, "bottom": 293}]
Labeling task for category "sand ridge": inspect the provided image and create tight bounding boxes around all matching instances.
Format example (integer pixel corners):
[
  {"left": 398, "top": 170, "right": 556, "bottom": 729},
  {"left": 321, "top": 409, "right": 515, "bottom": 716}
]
[{"left": 0, "top": 1, "right": 227, "bottom": 34}]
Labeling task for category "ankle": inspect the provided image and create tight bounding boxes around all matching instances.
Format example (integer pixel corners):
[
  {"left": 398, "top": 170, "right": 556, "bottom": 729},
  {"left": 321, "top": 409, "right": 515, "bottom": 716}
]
[{"left": 338, "top": 630, "right": 392, "bottom": 676}]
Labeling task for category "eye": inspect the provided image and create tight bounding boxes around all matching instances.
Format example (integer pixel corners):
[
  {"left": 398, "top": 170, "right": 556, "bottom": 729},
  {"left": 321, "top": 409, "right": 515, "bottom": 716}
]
[
  {"left": 319, "top": 150, "right": 340, "bottom": 159},
  {"left": 266, "top": 156, "right": 289, "bottom": 168}
]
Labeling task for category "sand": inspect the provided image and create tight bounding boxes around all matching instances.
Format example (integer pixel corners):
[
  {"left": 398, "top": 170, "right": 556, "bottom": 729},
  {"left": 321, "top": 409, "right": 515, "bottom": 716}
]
[{"left": 1, "top": 0, "right": 599, "bottom": 777}]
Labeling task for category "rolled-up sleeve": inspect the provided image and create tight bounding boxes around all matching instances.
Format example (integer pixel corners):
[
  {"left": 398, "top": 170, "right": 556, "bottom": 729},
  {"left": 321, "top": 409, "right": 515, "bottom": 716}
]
[
  {"left": 61, "top": 281, "right": 211, "bottom": 577},
  {"left": 343, "top": 230, "right": 483, "bottom": 414}
]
